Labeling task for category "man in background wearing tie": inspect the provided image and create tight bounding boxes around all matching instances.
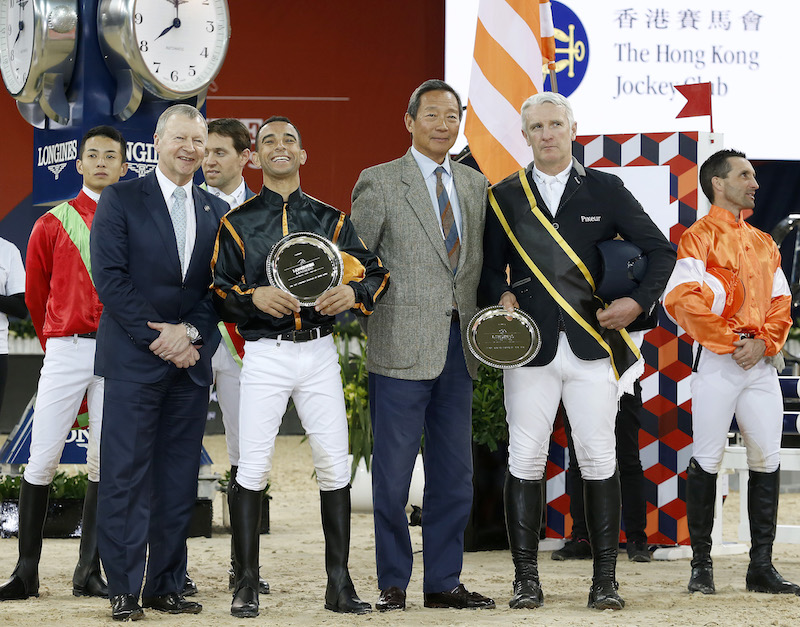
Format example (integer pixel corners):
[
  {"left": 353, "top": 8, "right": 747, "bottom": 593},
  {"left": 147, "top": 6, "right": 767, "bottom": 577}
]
[
  {"left": 91, "top": 105, "right": 228, "bottom": 621},
  {"left": 201, "top": 117, "right": 270, "bottom": 595},
  {"left": 350, "top": 80, "right": 493, "bottom": 612}
]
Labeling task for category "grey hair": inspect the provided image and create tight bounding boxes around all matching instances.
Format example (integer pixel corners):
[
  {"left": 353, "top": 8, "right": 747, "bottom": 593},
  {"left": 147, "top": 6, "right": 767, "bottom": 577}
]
[
  {"left": 520, "top": 92, "right": 575, "bottom": 132},
  {"left": 155, "top": 104, "right": 207, "bottom": 138}
]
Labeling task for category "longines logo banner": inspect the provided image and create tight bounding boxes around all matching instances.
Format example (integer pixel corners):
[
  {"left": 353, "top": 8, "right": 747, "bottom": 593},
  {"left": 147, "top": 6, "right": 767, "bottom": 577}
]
[
  {"left": 33, "top": 128, "right": 164, "bottom": 205},
  {"left": 448, "top": 0, "right": 793, "bottom": 160}
]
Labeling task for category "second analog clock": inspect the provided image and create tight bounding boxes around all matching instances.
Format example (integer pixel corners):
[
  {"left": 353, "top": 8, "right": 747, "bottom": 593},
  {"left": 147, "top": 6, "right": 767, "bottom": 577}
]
[{"left": 98, "top": 0, "right": 230, "bottom": 119}]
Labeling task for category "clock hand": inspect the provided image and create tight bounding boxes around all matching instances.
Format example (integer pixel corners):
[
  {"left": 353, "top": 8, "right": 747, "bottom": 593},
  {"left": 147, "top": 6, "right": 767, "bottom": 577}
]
[
  {"left": 14, "top": 1, "right": 26, "bottom": 45},
  {"left": 154, "top": 17, "right": 181, "bottom": 41}
]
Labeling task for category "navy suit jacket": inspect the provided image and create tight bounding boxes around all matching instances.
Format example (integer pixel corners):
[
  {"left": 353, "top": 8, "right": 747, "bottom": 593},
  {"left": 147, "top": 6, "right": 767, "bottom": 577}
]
[{"left": 91, "top": 171, "right": 228, "bottom": 386}]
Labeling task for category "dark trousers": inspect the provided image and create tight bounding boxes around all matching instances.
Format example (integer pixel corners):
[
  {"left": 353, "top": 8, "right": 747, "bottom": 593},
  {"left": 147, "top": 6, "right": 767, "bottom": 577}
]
[
  {"left": 97, "top": 370, "right": 207, "bottom": 598},
  {"left": 370, "top": 320, "right": 473, "bottom": 593},
  {"left": 564, "top": 380, "right": 647, "bottom": 542}
]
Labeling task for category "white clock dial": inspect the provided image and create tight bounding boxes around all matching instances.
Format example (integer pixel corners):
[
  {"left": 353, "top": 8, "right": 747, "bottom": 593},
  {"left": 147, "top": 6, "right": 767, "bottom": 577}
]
[
  {"left": 133, "top": 0, "right": 229, "bottom": 97},
  {"left": 0, "top": 0, "right": 35, "bottom": 96}
]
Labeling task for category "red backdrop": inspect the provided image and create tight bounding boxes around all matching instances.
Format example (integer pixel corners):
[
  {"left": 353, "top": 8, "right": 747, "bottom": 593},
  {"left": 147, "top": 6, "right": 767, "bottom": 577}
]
[{"left": 0, "top": 0, "right": 445, "bottom": 223}]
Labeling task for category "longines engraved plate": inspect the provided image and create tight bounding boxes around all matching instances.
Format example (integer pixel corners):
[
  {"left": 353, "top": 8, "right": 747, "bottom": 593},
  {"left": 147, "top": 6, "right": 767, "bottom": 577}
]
[
  {"left": 266, "top": 232, "right": 343, "bottom": 306},
  {"left": 467, "top": 306, "right": 541, "bottom": 369}
]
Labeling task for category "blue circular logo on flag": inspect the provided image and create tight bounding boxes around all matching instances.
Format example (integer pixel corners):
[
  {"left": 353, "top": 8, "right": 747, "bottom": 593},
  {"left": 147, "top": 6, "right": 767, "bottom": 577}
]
[{"left": 543, "top": 1, "right": 589, "bottom": 97}]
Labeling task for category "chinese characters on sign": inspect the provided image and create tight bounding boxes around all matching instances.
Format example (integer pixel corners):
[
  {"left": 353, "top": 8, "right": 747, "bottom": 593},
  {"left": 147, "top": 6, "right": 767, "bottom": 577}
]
[{"left": 615, "top": 9, "right": 762, "bottom": 31}]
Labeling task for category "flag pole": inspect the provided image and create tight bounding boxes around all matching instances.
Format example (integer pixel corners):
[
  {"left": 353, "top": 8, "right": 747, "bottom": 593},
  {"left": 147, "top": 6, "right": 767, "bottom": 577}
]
[{"left": 548, "top": 63, "right": 558, "bottom": 94}]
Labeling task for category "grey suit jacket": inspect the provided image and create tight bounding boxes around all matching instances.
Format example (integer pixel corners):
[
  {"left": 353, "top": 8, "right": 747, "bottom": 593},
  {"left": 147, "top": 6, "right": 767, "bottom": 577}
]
[{"left": 351, "top": 150, "right": 488, "bottom": 380}]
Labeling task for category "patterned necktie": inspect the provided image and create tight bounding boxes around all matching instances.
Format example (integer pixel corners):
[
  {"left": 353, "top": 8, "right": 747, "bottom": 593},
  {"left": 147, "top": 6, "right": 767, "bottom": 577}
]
[
  {"left": 435, "top": 166, "right": 460, "bottom": 272},
  {"left": 170, "top": 186, "right": 187, "bottom": 272}
]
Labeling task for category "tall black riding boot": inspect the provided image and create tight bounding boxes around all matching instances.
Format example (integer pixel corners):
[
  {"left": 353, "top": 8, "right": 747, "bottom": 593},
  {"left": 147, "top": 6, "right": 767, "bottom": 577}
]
[
  {"left": 584, "top": 471, "right": 624, "bottom": 610},
  {"left": 0, "top": 479, "right": 50, "bottom": 601},
  {"left": 229, "top": 482, "right": 263, "bottom": 618},
  {"left": 686, "top": 457, "right": 716, "bottom": 594},
  {"left": 320, "top": 486, "right": 371, "bottom": 614},
  {"left": 503, "top": 473, "right": 544, "bottom": 609},
  {"left": 745, "top": 469, "right": 800, "bottom": 595},
  {"left": 227, "top": 467, "right": 270, "bottom": 594},
  {"left": 72, "top": 480, "right": 108, "bottom": 598}
]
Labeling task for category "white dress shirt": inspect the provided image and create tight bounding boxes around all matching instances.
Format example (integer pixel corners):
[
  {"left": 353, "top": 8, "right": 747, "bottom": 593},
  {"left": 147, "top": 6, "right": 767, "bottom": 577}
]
[
  {"left": 532, "top": 161, "right": 572, "bottom": 216},
  {"left": 410, "top": 146, "right": 463, "bottom": 238},
  {"left": 206, "top": 177, "right": 246, "bottom": 209},
  {"left": 155, "top": 166, "right": 197, "bottom": 278}
]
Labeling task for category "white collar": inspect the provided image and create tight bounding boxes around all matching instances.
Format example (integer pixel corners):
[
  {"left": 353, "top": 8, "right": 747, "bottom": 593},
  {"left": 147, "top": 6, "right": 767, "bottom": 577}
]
[{"left": 410, "top": 146, "right": 452, "bottom": 180}]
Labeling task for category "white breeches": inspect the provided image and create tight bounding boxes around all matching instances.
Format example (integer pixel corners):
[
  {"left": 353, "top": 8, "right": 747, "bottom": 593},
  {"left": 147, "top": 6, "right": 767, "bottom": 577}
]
[
  {"left": 212, "top": 343, "right": 241, "bottom": 466},
  {"left": 690, "top": 347, "right": 782, "bottom": 474},
  {"left": 504, "top": 332, "right": 618, "bottom": 481},
  {"left": 236, "top": 335, "right": 350, "bottom": 492},
  {"left": 24, "top": 336, "right": 104, "bottom": 485}
]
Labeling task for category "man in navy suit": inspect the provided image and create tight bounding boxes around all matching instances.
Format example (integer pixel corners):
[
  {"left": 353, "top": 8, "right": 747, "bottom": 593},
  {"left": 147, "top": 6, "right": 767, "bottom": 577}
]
[{"left": 90, "top": 104, "right": 228, "bottom": 621}]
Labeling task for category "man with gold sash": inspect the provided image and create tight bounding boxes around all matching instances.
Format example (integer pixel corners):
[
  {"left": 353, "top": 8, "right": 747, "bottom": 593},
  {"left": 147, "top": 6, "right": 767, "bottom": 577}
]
[
  {"left": 0, "top": 127, "right": 128, "bottom": 602},
  {"left": 479, "top": 93, "right": 675, "bottom": 611}
]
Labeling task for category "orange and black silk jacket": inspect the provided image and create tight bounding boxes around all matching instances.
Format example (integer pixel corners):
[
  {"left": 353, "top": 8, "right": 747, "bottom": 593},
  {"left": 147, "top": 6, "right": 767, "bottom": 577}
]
[{"left": 211, "top": 185, "right": 389, "bottom": 340}]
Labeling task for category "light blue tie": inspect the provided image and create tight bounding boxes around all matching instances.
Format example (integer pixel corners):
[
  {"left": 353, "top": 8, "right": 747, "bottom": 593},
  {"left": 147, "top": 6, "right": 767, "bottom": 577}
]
[{"left": 170, "top": 186, "right": 187, "bottom": 272}]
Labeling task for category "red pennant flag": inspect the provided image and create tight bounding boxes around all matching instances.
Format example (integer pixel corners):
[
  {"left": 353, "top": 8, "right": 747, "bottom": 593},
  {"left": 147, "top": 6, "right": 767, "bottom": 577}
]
[{"left": 675, "top": 82, "right": 713, "bottom": 131}]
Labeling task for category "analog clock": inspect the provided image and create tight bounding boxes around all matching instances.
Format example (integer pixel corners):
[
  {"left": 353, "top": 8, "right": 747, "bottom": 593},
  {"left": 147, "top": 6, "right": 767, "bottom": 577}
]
[
  {"left": 0, "top": 0, "right": 79, "bottom": 124},
  {"left": 98, "top": 0, "right": 231, "bottom": 120}
]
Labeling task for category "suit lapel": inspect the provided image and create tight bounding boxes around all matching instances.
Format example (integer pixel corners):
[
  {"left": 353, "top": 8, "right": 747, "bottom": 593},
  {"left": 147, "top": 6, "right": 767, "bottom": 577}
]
[
  {"left": 144, "top": 173, "right": 183, "bottom": 275},
  {"left": 451, "top": 159, "right": 472, "bottom": 257},
  {"left": 186, "top": 185, "right": 215, "bottom": 278},
  {"left": 401, "top": 151, "right": 450, "bottom": 269}
]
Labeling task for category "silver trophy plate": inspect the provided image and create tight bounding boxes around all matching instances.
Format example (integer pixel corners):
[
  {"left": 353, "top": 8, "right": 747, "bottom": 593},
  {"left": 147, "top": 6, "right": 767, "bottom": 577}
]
[
  {"left": 467, "top": 306, "right": 541, "bottom": 369},
  {"left": 266, "top": 232, "right": 343, "bottom": 306}
]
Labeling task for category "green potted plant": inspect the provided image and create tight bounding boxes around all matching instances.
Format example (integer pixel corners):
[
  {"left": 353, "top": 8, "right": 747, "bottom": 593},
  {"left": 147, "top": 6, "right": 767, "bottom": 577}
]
[
  {"left": 465, "top": 365, "right": 510, "bottom": 552},
  {"left": 0, "top": 470, "right": 87, "bottom": 538},
  {"left": 334, "top": 320, "right": 371, "bottom": 482}
]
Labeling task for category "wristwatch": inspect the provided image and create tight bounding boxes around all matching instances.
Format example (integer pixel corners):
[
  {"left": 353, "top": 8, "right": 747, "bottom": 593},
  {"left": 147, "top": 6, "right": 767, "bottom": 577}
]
[{"left": 183, "top": 322, "right": 201, "bottom": 344}]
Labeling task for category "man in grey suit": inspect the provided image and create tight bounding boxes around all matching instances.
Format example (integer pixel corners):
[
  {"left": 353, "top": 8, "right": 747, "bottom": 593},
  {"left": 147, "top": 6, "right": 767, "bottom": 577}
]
[{"left": 350, "top": 79, "right": 493, "bottom": 611}]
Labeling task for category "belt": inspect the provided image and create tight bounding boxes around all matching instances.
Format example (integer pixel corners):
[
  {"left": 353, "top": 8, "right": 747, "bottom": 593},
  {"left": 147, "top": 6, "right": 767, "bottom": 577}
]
[
  {"left": 77, "top": 332, "right": 97, "bottom": 339},
  {"left": 274, "top": 325, "right": 333, "bottom": 343}
]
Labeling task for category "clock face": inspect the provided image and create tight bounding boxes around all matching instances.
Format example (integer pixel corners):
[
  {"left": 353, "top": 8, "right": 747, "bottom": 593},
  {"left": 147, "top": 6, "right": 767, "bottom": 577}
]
[
  {"left": 133, "top": 0, "right": 229, "bottom": 97},
  {"left": 0, "top": 0, "right": 35, "bottom": 96}
]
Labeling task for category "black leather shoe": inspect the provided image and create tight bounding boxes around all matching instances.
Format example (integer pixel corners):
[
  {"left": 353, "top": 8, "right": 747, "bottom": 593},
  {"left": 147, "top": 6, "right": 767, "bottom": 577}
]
[
  {"left": 142, "top": 592, "right": 202, "bottom": 614},
  {"left": 73, "top": 571, "right": 109, "bottom": 598},
  {"left": 376, "top": 586, "right": 405, "bottom": 611},
  {"left": 424, "top": 584, "right": 495, "bottom": 609},
  {"left": 552, "top": 537, "right": 592, "bottom": 561},
  {"left": 231, "top": 585, "right": 259, "bottom": 618},
  {"left": 746, "top": 565, "right": 800, "bottom": 595},
  {"left": 688, "top": 565, "right": 715, "bottom": 594},
  {"left": 509, "top": 579, "right": 543, "bottom": 609},
  {"left": 626, "top": 540, "right": 652, "bottom": 563},
  {"left": 111, "top": 594, "right": 144, "bottom": 621},
  {"left": 182, "top": 573, "right": 198, "bottom": 596},
  {"left": 587, "top": 580, "right": 625, "bottom": 610},
  {"left": 0, "top": 575, "right": 38, "bottom": 601}
]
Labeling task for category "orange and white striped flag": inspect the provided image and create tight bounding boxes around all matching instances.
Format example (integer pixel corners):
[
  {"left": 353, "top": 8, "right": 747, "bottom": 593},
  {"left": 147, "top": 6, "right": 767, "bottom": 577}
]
[{"left": 465, "top": 0, "right": 555, "bottom": 184}]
